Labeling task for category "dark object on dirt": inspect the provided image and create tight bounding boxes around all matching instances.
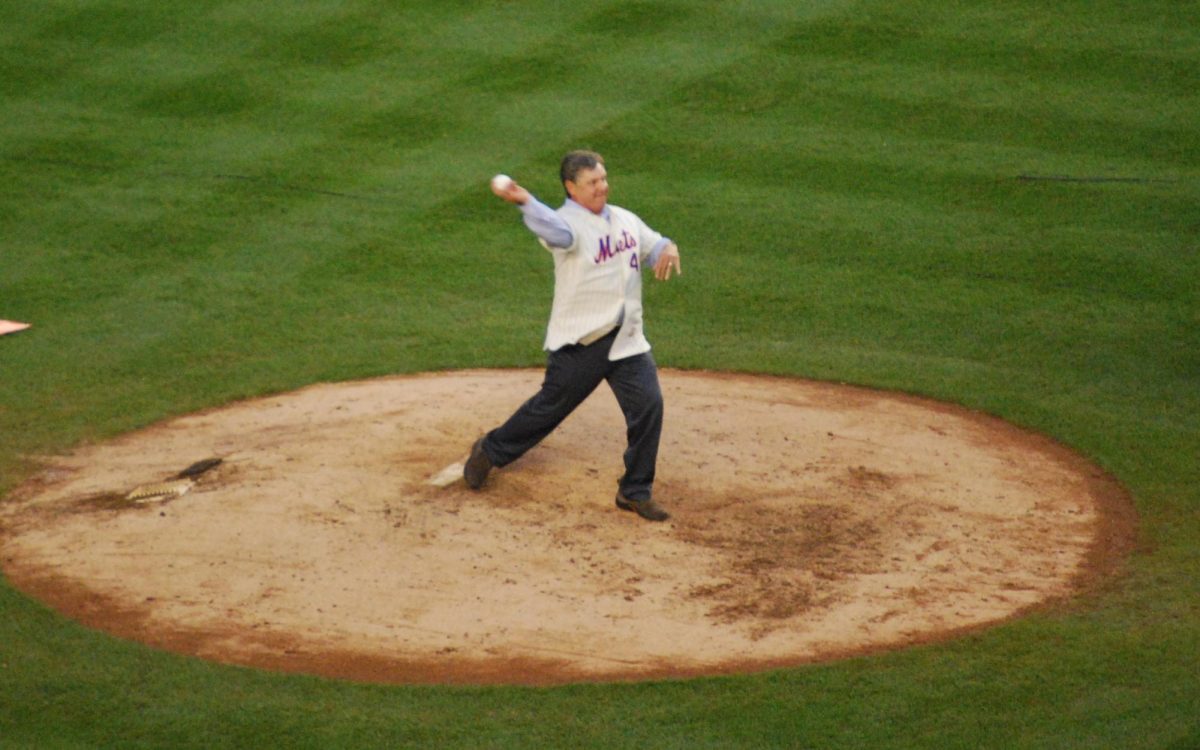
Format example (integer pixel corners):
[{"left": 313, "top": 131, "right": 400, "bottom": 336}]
[{"left": 175, "top": 458, "right": 223, "bottom": 479}]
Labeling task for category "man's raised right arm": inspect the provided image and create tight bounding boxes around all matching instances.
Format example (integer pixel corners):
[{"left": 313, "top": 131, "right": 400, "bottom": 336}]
[{"left": 491, "top": 177, "right": 573, "bottom": 249}]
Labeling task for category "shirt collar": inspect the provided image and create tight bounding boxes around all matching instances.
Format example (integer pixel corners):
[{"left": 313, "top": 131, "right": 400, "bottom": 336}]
[{"left": 565, "top": 198, "right": 610, "bottom": 221}]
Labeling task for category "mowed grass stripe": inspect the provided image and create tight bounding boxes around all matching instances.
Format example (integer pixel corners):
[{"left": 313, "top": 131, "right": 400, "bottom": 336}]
[
  {"left": 598, "top": 108, "right": 1195, "bottom": 311},
  {"left": 319, "top": 2, "right": 858, "bottom": 206},
  {"left": 680, "top": 50, "right": 1197, "bottom": 169},
  {"left": 776, "top": 10, "right": 1199, "bottom": 98},
  {"left": 5, "top": 3, "right": 854, "bottom": 216},
  {"left": 602, "top": 122, "right": 1194, "bottom": 247}
]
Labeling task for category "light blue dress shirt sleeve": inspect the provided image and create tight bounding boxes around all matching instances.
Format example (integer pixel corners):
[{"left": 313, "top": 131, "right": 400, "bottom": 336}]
[
  {"left": 518, "top": 196, "right": 573, "bottom": 249},
  {"left": 646, "top": 237, "right": 673, "bottom": 267}
]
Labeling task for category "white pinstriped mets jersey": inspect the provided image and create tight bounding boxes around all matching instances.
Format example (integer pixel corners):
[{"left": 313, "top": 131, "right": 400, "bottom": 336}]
[{"left": 521, "top": 197, "right": 672, "bottom": 360}]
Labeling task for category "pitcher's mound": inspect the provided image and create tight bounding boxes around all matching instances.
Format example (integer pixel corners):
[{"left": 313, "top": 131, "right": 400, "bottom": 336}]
[{"left": 0, "top": 370, "right": 1133, "bottom": 685}]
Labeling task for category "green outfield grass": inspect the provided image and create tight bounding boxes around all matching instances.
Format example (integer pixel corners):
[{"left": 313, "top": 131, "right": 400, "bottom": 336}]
[{"left": 2, "top": 1, "right": 1197, "bottom": 747}]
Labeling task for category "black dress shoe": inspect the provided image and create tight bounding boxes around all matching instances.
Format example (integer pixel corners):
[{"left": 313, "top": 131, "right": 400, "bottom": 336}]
[
  {"left": 615, "top": 491, "right": 670, "bottom": 522},
  {"left": 463, "top": 438, "right": 493, "bottom": 489}
]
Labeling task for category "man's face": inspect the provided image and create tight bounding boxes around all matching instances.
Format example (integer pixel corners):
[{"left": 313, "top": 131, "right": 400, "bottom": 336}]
[{"left": 566, "top": 163, "right": 609, "bottom": 214}]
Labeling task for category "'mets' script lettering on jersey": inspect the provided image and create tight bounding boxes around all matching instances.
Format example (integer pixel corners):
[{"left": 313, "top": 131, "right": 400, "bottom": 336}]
[{"left": 593, "top": 229, "right": 639, "bottom": 265}]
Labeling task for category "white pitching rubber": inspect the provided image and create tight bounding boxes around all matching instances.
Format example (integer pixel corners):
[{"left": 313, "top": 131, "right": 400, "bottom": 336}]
[{"left": 427, "top": 460, "right": 466, "bottom": 487}]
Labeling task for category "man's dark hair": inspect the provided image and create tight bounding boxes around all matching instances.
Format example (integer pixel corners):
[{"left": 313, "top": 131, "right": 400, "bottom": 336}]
[{"left": 560, "top": 150, "right": 604, "bottom": 197}]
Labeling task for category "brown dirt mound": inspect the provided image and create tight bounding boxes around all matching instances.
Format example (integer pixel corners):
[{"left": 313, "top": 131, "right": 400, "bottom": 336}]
[{"left": 0, "top": 369, "right": 1134, "bottom": 685}]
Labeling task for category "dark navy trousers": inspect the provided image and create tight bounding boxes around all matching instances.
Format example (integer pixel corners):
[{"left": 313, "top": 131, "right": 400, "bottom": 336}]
[{"left": 481, "top": 329, "right": 663, "bottom": 502}]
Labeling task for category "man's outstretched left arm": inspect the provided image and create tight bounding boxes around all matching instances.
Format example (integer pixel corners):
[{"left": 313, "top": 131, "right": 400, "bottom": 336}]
[{"left": 649, "top": 241, "right": 681, "bottom": 281}]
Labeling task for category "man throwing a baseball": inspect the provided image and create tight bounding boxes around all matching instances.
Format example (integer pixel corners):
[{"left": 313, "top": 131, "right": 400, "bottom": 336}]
[{"left": 464, "top": 150, "right": 683, "bottom": 522}]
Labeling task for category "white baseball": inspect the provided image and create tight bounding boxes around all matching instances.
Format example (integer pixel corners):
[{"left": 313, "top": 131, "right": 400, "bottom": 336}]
[{"left": 491, "top": 174, "right": 513, "bottom": 191}]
